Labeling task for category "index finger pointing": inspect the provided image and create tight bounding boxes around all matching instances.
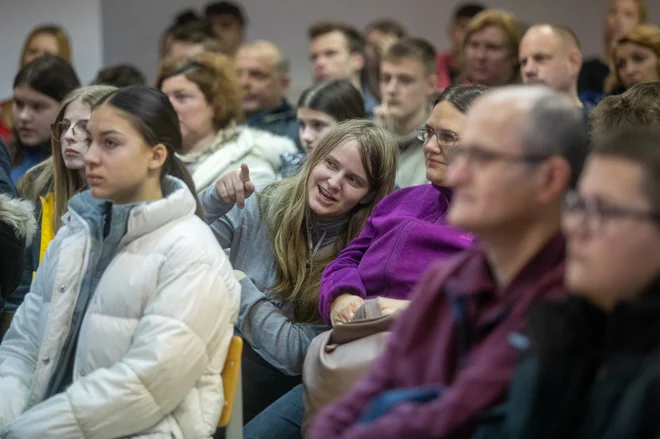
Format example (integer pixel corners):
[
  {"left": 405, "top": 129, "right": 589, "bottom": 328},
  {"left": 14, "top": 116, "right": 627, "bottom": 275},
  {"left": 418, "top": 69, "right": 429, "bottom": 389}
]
[{"left": 240, "top": 163, "right": 251, "bottom": 183}]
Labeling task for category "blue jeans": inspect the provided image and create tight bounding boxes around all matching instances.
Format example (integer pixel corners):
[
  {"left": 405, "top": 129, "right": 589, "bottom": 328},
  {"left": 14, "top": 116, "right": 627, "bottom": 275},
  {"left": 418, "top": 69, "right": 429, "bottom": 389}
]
[{"left": 244, "top": 384, "right": 304, "bottom": 439}]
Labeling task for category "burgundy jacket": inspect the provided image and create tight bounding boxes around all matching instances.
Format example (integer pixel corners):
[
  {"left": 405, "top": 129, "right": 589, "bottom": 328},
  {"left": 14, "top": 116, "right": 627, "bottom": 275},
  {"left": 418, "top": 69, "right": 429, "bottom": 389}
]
[{"left": 308, "top": 234, "right": 567, "bottom": 439}]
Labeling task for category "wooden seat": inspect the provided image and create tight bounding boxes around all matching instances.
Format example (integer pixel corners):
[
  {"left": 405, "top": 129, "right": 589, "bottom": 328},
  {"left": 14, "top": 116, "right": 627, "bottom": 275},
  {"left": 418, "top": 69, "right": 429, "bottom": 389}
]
[{"left": 219, "top": 336, "right": 243, "bottom": 428}]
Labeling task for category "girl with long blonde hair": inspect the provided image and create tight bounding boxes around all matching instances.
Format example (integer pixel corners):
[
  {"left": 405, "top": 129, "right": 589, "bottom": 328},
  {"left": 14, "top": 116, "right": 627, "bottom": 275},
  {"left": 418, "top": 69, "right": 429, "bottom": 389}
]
[
  {"left": 199, "top": 119, "right": 398, "bottom": 422},
  {"left": 8, "top": 85, "right": 116, "bottom": 312}
]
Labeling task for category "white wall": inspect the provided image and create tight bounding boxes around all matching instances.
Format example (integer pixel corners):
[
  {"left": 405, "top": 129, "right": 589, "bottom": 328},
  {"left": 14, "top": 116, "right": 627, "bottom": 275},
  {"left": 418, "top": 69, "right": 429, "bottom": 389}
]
[
  {"left": 0, "top": 0, "right": 104, "bottom": 100},
  {"left": 100, "top": 0, "right": 659, "bottom": 100}
]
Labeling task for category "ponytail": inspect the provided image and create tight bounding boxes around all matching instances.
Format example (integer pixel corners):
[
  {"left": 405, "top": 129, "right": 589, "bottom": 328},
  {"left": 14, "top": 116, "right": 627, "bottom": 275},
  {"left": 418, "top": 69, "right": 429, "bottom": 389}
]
[{"left": 166, "top": 155, "right": 205, "bottom": 221}]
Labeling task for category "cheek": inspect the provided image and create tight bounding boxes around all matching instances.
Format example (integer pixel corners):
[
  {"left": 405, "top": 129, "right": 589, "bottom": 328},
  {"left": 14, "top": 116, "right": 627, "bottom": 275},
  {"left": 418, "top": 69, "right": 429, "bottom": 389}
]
[{"left": 345, "top": 186, "right": 369, "bottom": 206}]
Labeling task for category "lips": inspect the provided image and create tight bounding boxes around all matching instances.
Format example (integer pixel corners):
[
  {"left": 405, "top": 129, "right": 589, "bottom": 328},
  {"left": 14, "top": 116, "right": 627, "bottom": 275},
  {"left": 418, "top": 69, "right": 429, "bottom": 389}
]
[
  {"left": 86, "top": 173, "right": 103, "bottom": 185},
  {"left": 317, "top": 185, "right": 337, "bottom": 204},
  {"left": 64, "top": 148, "right": 80, "bottom": 156}
]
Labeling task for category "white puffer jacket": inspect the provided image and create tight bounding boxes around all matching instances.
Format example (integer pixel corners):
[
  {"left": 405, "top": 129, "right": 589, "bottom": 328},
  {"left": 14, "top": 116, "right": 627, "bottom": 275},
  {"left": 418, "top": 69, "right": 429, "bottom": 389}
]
[
  {"left": 184, "top": 125, "right": 298, "bottom": 192},
  {"left": 0, "top": 177, "right": 241, "bottom": 439}
]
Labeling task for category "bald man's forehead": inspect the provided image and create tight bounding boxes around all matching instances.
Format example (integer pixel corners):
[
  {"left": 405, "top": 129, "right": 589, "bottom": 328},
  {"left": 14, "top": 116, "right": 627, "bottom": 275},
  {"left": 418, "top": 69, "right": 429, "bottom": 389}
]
[{"left": 237, "top": 46, "right": 279, "bottom": 69}]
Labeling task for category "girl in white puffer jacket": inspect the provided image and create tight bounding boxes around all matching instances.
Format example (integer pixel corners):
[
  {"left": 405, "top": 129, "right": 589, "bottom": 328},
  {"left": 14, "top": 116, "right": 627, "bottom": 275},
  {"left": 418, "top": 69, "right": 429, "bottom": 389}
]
[{"left": 0, "top": 85, "right": 241, "bottom": 439}]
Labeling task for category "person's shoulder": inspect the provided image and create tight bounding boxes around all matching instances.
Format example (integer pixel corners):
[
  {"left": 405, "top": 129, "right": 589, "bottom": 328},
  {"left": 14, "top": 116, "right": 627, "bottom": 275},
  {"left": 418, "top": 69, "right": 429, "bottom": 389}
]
[
  {"left": 240, "top": 126, "right": 297, "bottom": 156},
  {"left": 375, "top": 184, "right": 438, "bottom": 214}
]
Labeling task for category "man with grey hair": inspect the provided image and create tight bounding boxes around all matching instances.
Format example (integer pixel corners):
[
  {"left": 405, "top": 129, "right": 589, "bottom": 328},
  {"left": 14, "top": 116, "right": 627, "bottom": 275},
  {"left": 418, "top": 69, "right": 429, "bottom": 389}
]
[
  {"left": 236, "top": 41, "right": 300, "bottom": 148},
  {"left": 307, "top": 85, "right": 589, "bottom": 439}
]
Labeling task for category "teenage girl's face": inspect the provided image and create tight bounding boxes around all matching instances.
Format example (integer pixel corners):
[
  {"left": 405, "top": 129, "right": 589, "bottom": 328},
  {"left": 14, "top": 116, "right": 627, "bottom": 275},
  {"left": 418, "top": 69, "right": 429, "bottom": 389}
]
[
  {"left": 59, "top": 100, "right": 92, "bottom": 172},
  {"left": 85, "top": 104, "right": 166, "bottom": 204},
  {"left": 297, "top": 107, "right": 338, "bottom": 153},
  {"left": 13, "top": 84, "right": 60, "bottom": 147},
  {"left": 306, "top": 139, "right": 371, "bottom": 221},
  {"left": 23, "top": 32, "right": 60, "bottom": 65}
]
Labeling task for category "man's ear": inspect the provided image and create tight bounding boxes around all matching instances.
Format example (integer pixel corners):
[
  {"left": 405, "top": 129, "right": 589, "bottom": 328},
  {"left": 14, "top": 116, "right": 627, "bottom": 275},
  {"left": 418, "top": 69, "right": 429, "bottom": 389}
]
[
  {"left": 536, "top": 156, "right": 572, "bottom": 204},
  {"left": 426, "top": 74, "right": 438, "bottom": 94},
  {"left": 351, "top": 52, "right": 366, "bottom": 74},
  {"left": 148, "top": 143, "right": 168, "bottom": 172},
  {"left": 568, "top": 48, "right": 583, "bottom": 77},
  {"left": 280, "top": 73, "right": 291, "bottom": 93}
]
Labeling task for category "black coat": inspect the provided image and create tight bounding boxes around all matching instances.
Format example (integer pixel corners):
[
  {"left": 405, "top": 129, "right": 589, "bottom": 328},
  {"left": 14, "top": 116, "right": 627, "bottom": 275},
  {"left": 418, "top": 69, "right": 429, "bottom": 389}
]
[
  {"left": 474, "top": 278, "right": 660, "bottom": 439},
  {"left": 0, "top": 140, "right": 35, "bottom": 312}
]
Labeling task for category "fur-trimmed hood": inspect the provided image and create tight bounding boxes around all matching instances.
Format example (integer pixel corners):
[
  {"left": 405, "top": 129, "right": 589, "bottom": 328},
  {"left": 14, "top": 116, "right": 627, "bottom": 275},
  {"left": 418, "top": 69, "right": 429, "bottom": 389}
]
[{"left": 0, "top": 193, "right": 37, "bottom": 246}]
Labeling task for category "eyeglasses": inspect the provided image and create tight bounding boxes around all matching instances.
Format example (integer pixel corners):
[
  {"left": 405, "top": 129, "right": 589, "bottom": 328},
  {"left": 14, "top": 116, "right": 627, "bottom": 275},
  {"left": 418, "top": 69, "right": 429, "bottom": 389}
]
[
  {"left": 563, "top": 190, "right": 660, "bottom": 234},
  {"left": 51, "top": 120, "right": 90, "bottom": 142},
  {"left": 445, "top": 145, "right": 551, "bottom": 167},
  {"left": 416, "top": 127, "right": 458, "bottom": 148}
]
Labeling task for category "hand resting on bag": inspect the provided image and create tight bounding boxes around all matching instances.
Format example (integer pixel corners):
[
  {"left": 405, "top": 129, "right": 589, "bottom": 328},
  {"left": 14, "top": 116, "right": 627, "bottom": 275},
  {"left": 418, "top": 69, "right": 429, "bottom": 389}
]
[
  {"left": 377, "top": 297, "right": 410, "bottom": 316},
  {"left": 330, "top": 294, "right": 365, "bottom": 326}
]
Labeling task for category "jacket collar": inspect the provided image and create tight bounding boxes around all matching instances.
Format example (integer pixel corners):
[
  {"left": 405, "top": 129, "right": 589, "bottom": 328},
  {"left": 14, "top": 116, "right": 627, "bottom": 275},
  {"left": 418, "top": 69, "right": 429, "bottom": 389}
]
[
  {"left": 67, "top": 176, "right": 196, "bottom": 244},
  {"left": 445, "top": 232, "right": 565, "bottom": 300},
  {"left": 604, "top": 275, "right": 660, "bottom": 355},
  {"left": 247, "top": 99, "right": 296, "bottom": 125}
]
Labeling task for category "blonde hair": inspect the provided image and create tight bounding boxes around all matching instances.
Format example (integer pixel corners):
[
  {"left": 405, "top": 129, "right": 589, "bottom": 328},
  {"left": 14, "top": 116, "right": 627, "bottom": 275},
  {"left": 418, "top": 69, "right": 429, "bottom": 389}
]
[
  {"left": 19, "top": 85, "right": 117, "bottom": 231},
  {"left": 606, "top": 25, "right": 660, "bottom": 92},
  {"left": 462, "top": 9, "right": 523, "bottom": 84},
  {"left": 20, "top": 24, "right": 72, "bottom": 67},
  {"left": 156, "top": 51, "right": 244, "bottom": 126},
  {"left": 259, "top": 120, "right": 398, "bottom": 322}
]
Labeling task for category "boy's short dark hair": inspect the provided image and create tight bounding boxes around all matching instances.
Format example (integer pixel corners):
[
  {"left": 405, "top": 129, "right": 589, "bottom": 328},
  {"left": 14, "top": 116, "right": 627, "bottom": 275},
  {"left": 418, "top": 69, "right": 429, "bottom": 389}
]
[
  {"left": 92, "top": 64, "right": 146, "bottom": 88},
  {"left": 366, "top": 20, "right": 407, "bottom": 39},
  {"left": 454, "top": 2, "right": 486, "bottom": 21},
  {"left": 383, "top": 37, "right": 438, "bottom": 75},
  {"left": 204, "top": 1, "right": 247, "bottom": 27},
  {"left": 308, "top": 22, "right": 364, "bottom": 54}
]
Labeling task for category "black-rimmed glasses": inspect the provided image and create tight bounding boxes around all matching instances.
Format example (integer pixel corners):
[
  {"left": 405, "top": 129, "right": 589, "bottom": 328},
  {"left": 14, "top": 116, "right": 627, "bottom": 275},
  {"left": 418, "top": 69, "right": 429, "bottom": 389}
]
[{"left": 563, "top": 190, "right": 660, "bottom": 234}]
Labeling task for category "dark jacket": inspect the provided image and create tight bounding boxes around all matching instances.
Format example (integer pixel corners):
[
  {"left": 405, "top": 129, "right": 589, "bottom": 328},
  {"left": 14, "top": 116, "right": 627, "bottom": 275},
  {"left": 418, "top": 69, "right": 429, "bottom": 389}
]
[
  {"left": 247, "top": 99, "right": 301, "bottom": 151},
  {"left": 474, "top": 278, "right": 660, "bottom": 439},
  {"left": 309, "top": 234, "right": 567, "bottom": 439}
]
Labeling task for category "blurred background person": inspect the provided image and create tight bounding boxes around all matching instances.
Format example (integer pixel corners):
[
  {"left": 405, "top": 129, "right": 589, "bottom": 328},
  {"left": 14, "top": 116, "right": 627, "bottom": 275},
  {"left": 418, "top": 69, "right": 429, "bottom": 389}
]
[
  {"left": 204, "top": 1, "right": 247, "bottom": 56},
  {"left": 606, "top": 24, "right": 660, "bottom": 94},
  {"left": 437, "top": 3, "right": 486, "bottom": 88},
  {"left": 0, "top": 24, "right": 73, "bottom": 142},
  {"left": 237, "top": 41, "right": 300, "bottom": 148},
  {"left": 461, "top": 9, "right": 524, "bottom": 87},
  {"left": 157, "top": 52, "right": 296, "bottom": 191},
  {"left": 92, "top": 63, "right": 146, "bottom": 88},
  {"left": 375, "top": 37, "right": 438, "bottom": 188},
  {"left": 9, "top": 54, "right": 80, "bottom": 184},
  {"left": 364, "top": 19, "right": 407, "bottom": 102},
  {"left": 578, "top": 0, "right": 647, "bottom": 96},
  {"left": 279, "top": 79, "right": 366, "bottom": 179},
  {"left": 308, "top": 22, "right": 377, "bottom": 115},
  {"left": 519, "top": 24, "right": 583, "bottom": 108},
  {"left": 164, "top": 22, "right": 223, "bottom": 59}
]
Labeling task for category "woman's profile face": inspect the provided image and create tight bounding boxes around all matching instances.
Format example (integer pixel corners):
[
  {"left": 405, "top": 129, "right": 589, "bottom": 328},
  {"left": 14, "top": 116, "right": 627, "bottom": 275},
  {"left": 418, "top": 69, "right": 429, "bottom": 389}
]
[
  {"left": 160, "top": 74, "right": 215, "bottom": 152},
  {"left": 297, "top": 107, "right": 339, "bottom": 154},
  {"left": 85, "top": 104, "right": 166, "bottom": 204},
  {"left": 58, "top": 100, "right": 92, "bottom": 171},
  {"left": 614, "top": 42, "right": 659, "bottom": 90},
  {"left": 23, "top": 32, "right": 60, "bottom": 65}
]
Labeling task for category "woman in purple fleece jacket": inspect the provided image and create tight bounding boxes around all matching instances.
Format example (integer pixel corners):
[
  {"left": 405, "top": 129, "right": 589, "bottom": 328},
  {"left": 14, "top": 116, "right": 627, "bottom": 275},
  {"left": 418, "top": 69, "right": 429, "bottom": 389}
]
[{"left": 321, "top": 84, "right": 488, "bottom": 326}]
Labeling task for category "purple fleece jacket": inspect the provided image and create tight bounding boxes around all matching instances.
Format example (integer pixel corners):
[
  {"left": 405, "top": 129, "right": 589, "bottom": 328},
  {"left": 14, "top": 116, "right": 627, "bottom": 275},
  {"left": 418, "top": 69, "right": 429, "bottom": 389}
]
[{"left": 318, "top": 183, "right": 475, "bottom": 324}]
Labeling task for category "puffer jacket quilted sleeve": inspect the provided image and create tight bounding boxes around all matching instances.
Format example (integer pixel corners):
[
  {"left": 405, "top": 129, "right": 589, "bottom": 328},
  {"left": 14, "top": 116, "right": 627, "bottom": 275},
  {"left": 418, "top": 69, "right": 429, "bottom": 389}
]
[{"left": 0, "top": 181, "right": 241, "bottom": 439}]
